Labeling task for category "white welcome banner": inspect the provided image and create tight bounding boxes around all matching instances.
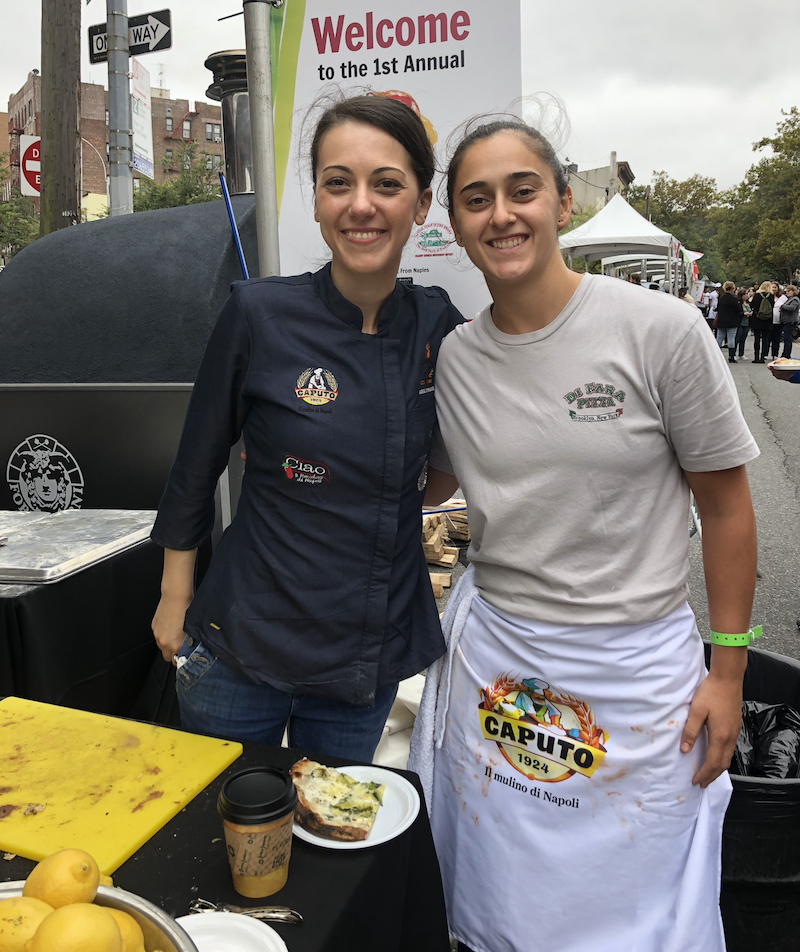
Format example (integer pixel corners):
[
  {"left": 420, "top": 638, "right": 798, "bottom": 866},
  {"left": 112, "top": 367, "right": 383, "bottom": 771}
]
[{"left": 277, "top": 1, "right": 522, "bottom": 319}]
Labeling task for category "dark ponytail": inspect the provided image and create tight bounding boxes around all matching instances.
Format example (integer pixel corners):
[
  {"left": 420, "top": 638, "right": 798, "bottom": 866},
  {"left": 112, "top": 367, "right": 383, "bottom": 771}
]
[{"left": 310, "top": 95, "right": 435, "bottom": 193}]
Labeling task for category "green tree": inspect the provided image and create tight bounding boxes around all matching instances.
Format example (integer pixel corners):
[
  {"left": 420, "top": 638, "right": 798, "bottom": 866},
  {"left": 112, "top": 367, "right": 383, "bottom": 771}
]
[
  {"left": 714, "top": 108, "right": 800, "bottom": 284},
  {"left": 629, "top": 172, "right": 724, "bottom": 280},
  {"left": 561, "top": 204, "right": 601, "bottom": 273},
  {"left": 133, "top": 142, "right": 222, "bottom": 212},
  {"left": 0, "top": 153, "right": 40, "bottom": 261}
]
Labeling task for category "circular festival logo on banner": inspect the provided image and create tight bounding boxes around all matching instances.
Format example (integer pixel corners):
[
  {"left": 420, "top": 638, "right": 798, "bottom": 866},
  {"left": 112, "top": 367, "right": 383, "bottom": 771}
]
[
  {"left": 479, "top": 673, "right": 608, "bottom": 783},
  {"left": 6, "top": 434, "right": 84, "bottom": 512},
  {"left": 294, "top": 367, "right": 339, "bottom": 406},
  {"left": 414, "top": 221, "right": 455, "bottom": 255}
]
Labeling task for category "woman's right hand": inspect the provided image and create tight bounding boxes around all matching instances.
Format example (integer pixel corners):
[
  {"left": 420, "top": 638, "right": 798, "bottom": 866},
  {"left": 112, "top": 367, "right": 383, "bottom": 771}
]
[
  {"left": 767, "top": 361, "right": 797, "bottom": 381},
  {"left": 152, "top": 592, "right": 192, "bottom": 664},
  {"left": 154, "top": 548, "right": 198, "bottom": 664}
]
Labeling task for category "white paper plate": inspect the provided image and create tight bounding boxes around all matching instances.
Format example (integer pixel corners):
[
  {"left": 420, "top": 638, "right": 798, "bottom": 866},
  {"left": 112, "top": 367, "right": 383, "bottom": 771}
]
[
  {"left": 292, "top": 764, "right": 420, "bottom": 850},
  {"left": 769, "top": 360, "right": 800, "bottom": 370},
  {"left": 175, "top": 912, "right": 288, "bottom": 952}
]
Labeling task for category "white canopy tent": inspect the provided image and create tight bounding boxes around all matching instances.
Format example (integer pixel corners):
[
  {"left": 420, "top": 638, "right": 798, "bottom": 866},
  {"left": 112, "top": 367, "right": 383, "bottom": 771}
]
[
  {"left": 560, "top": 194, "right": 684, "bottom": 293},
  {"left": 599, "top": 248, "right": 703, "bottom": 288},
  {"left": 560, "top": 194, "right": 674, "bottom": 261}
]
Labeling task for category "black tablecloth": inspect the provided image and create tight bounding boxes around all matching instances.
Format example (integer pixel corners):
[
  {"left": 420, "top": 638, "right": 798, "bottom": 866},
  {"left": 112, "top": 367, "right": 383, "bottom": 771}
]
[
  {"left": 1, "top": 740, "right": 450, "bottom": 952},
  {"left": 0, "top": 541, "right": 177, "bottom": 723}
]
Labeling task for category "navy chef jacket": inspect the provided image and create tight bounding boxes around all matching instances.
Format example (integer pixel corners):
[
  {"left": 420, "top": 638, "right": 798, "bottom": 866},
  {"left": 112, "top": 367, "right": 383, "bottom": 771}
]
[{"left": 152, "top": 264, "right": 464, "bottom": 706}]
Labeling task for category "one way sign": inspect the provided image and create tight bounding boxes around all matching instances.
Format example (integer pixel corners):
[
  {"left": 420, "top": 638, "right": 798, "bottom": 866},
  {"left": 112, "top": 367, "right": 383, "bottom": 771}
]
[{"left": 89, "top": 9, "right": 172, "bottom": 64}]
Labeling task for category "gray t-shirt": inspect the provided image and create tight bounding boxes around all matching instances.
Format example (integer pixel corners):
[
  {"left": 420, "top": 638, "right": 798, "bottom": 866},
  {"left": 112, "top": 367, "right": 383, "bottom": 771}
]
[{"left": 430, "top": 274, "right": 759, "bottom": 625}]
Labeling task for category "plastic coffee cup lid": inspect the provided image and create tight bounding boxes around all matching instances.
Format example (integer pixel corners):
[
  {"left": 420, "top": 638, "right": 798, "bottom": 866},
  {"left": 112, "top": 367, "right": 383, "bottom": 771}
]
[{"left": 217, "top": 767, "right": 297, "bottom": 825}]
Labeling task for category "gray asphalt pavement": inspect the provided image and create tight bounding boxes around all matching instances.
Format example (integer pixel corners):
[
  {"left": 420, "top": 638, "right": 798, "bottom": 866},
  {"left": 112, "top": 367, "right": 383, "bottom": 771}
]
[{"left": 688, "top": 330, "right": 800, "bottom": 661}]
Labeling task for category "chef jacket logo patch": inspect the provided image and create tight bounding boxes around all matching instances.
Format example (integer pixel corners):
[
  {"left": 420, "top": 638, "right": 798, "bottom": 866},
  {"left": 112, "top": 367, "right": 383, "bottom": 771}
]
[
  {"left": 563, "top": 381, "right": 625, "bottom": 422},
  {"left": 282, "top": 455, "right": 330, "bottom": 484},
  {"left": 295, "top": 367, "right": 339, "bottom": 406},
  {"left": 479, "top": 673, "right": 608, "bottom": 783},
  {"left": 6, "top": 434, "right": 84, "bottom": 512},
  {"left": 419, "top": 340, "right": 434, "bottom": 395}
]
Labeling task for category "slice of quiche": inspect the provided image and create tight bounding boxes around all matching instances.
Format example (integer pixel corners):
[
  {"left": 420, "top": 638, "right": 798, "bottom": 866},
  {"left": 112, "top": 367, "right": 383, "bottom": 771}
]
[{"left": 289, "top": 759, "right": 385, "bottom": 842}]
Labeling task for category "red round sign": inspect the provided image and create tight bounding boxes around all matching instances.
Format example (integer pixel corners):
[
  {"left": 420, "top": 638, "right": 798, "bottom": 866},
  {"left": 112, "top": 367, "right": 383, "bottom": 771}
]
[{"left": 21, "top": 140, "right": 41, "bottom": 194}]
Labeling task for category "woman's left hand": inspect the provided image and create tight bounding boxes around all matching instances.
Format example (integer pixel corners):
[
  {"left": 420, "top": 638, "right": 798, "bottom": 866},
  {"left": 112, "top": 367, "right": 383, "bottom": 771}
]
[{"left": 680, "top": 672, "right": 743, "bottom": 788}]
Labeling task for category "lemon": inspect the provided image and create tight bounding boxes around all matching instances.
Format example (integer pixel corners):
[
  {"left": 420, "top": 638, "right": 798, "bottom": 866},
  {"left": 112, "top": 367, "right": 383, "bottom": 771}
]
[
  {"left": 23, "top": 849, "right": 100, "bottom": 908},
  {"left": 24, "top": 903, "right": 122, "bottom": 952},
  {"left": 0, "top": 897, "right": 53, "bottom": 952},
  {"left": 99, "top": 875, "right": 114, "bottom": 888},
  {"left": 104, "top": 910, "right": 145, "bottom": 952}
]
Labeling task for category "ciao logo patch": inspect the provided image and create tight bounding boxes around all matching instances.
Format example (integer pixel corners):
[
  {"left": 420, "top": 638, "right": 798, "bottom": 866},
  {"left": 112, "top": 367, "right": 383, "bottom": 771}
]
[
  {"left": 282, "top": 455, "right": 330, "bottom": 485},
  {"left": 479, "top": 673, "right": 608, "bottom": 784}
]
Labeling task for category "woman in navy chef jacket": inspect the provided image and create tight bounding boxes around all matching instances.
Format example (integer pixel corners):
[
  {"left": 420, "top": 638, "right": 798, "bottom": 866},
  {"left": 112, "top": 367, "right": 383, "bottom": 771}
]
[{"left": 151, "top": 95, "right": 463, "bottom": 760}]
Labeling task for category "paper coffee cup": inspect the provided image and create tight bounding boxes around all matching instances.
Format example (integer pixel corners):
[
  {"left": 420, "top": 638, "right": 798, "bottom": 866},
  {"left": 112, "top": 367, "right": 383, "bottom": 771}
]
[{"left": 217, "top": 767, "right": 298, "bottom": 898}]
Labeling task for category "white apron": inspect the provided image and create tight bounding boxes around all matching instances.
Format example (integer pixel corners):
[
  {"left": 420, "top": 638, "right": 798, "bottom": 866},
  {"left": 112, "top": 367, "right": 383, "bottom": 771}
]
[{"left": 428, "top": 589, "right": 731, "bottom": 952}]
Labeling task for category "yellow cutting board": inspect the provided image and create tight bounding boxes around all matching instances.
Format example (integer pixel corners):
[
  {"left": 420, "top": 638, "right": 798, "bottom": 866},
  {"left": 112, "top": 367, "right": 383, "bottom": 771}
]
[{"left": 0, "top": 696, "right": 242, "bottom": 874}]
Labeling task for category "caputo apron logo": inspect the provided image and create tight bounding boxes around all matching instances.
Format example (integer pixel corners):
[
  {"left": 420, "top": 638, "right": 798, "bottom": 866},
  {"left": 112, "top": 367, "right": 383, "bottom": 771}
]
[
  {"left": 563, "top": 381, "right": 625, "bottom": 422},
  {"left": 295, "top": 367, "right": 339, "bottom": 406},
  {"left": 479, "top": 673, "right": 608, "bottom": 783},
  {"left": 6, "top": 434, "right": 84, "bottom": 511},
  {"left": 282, "top": 455, "right": 330, "bottom": 484}
]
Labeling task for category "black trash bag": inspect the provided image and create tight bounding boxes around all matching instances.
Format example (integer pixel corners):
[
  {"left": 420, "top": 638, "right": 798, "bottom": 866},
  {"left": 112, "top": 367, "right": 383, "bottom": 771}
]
[{"left": 732, "top": 701, "right": 800, "bottom": 778}]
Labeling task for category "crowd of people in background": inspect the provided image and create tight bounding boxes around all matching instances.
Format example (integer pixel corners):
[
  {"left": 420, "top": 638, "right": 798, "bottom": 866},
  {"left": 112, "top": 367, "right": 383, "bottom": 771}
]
[{"left": 697, "top": 280, "right": 800, "bottom": 363}]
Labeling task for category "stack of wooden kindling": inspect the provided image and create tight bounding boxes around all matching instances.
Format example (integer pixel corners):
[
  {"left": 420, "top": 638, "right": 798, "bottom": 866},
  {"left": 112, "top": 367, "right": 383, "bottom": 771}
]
[
  {"left": 422, "top": 510, "right": 467, "bottom": 568},
  {"left": 443, "top": 509, "right": 470, "bottom": 543},
  {"left": 429, "top": 572, "right": 451, "bottom": 598}
]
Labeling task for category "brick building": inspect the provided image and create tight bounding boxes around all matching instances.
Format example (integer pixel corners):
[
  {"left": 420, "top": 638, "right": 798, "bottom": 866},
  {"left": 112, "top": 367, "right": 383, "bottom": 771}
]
[
  {"left": 80, "top": 81, "right": 108, "bottom": 197},
  {"left": 7, "top": 72, "right": 42, "bottom": 200},
  {"left": 149, "top": 90, "right": 223, "bottom": 178},
  {"left": 0, "top": 112, "right": 9, "bottom": 201},
  {"left": 5, "top": 74, "right": 225, "bottom": 209}
]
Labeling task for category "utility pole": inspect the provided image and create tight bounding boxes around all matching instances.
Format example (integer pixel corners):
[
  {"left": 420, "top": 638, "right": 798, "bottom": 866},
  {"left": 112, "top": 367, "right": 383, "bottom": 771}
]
[
  {"left": 607, "top": 151, "right": 617, "bottom": 205},
  {"left": 40, "top": 0, "right": 81, "bottom": 236},
  {"left": 644, "top": 185, "right": 651, "bottom": 221},
  {"left": 107, "top": 0, "right": 133, "bottom": 216}
]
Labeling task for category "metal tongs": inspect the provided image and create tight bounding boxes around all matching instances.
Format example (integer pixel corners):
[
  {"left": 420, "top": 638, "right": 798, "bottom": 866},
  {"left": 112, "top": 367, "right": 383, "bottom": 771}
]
[{"left": 189, "top": 898, "right": 303, "bottom": 924}]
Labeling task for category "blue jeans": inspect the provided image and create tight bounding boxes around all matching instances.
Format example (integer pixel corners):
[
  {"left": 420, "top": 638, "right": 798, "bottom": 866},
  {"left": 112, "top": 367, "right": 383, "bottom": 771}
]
[
  {"left": 781, "top": 322, "right": 796, "bottom": 358},
  {"left": 175, "top": 638, "right": 398, "bottom": 762},
  {"left": 716, "top": 326, "right": 737, "bottom": 348}
]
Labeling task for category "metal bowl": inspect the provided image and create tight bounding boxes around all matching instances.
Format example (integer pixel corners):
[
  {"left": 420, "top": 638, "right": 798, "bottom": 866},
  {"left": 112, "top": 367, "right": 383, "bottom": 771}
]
[{"left": 0, "top": 881, "right": 199, "bottom": 952}]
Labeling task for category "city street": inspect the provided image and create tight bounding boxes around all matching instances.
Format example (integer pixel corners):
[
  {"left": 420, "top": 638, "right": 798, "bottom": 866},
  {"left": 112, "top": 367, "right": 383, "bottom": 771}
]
[{"left": 689, "top": 330, "right": 800, "bottom": 661}]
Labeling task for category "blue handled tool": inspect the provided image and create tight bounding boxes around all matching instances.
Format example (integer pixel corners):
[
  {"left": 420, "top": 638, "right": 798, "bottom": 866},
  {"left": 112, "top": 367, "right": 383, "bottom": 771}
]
[{"left": 219, "top": 171, "right": 249, "bottom": 280}]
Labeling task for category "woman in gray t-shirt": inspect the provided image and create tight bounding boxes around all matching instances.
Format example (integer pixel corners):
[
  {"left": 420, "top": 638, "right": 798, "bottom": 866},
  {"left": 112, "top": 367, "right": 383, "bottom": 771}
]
[{"left": 415, "top": 117, "right": 759, "bottom": 952}]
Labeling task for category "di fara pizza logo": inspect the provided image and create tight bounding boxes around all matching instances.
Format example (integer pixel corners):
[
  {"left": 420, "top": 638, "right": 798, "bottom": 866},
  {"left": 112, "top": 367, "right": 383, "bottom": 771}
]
[
  {"left": 282, "top": 455, "right": 330, "bottom": 485},
  {"left": 478, "top": 673, "right": 608, "bottom": 784},
  {"left": 6, "top": 434, "right": 84, "bottom": 512},
  {"left": 295, "top": 367, "right": 339, "bottom": 406},
  {"left": 414, "top": 222, "right": 454, "bottom": 258},
  {"left": 563, "top": 381, "right": 625, "bottom": 423}
]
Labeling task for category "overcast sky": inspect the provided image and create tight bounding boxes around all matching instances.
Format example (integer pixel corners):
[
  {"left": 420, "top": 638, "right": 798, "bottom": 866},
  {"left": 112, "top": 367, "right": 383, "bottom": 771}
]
[{"left": 2, "top": 0, "right": 797, "bottom": 191}]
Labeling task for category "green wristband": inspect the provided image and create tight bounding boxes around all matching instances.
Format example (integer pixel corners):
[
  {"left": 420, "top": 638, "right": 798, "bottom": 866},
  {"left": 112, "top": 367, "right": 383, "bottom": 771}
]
[{"left": 709, "top": 626, "right": 763, "bottom": 646}]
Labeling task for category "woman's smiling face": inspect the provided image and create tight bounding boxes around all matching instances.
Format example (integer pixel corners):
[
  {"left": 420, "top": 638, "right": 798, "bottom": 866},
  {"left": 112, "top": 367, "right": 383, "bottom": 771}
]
[
  {"left": 313, "top": 121, "right": 432, "bottom": 285},
  {"left": 449, "top": 130, "right": 572, "bottom": 287}
]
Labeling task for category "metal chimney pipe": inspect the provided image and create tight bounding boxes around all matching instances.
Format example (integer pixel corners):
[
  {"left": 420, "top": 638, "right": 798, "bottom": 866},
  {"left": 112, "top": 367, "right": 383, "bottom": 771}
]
[{"left": 205, "top": 51, "right": 254, "bottom": 195}]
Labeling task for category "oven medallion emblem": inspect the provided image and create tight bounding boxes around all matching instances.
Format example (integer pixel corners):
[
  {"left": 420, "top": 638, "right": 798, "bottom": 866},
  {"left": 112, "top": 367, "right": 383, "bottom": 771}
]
[{"left": 6, "top": 434, "right": 84, "bottom": 512}]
